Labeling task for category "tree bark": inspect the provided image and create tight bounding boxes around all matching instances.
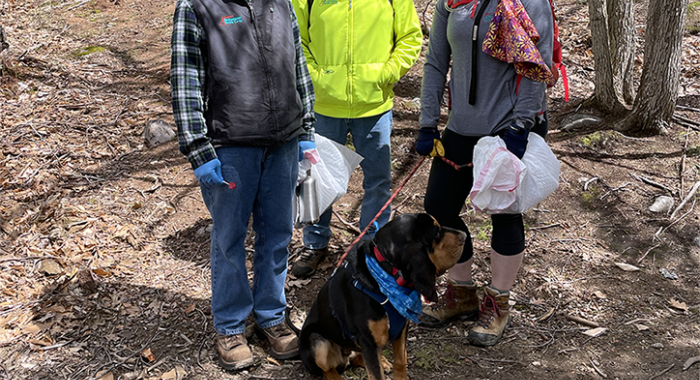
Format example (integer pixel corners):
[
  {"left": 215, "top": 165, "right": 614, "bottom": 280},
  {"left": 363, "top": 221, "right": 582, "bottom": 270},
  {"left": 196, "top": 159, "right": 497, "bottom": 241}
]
[
  {"left": 588, "top": 0, "right": 626, "bottom": 114},
  {"left": 617, "top": 0, "right": 688, "bottom": 135},
  {"left": 607, "top": 0, "right": 636, "bottom": 106}
]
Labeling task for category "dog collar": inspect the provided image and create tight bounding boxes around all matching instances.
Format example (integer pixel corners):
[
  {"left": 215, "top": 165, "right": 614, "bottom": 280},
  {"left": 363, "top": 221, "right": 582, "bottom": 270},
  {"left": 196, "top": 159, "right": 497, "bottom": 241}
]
[{"left": 373, "top": 246, "right": 413, "bottom": 288}]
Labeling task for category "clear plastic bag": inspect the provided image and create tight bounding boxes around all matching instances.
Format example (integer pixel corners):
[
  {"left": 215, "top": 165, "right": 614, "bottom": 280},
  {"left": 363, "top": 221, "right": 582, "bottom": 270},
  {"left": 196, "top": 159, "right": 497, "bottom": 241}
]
[
  {"left": 469, "top": 133, "right": 560, "bottom": 214},
  {"left": 293, "top": 134, "right": 364, "bottom": 228}
]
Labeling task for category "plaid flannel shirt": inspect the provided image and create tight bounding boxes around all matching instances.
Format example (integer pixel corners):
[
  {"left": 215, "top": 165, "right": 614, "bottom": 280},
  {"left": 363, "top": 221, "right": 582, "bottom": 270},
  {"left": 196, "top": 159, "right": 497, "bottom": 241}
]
[{"left": 171, "top": 0, "right": 316, "bottom": 169}]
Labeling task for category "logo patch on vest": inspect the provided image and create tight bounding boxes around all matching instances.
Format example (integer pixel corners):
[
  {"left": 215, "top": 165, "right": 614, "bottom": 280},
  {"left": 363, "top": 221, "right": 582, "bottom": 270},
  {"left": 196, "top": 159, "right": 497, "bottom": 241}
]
[
  {"left": 220, "top": 15, "right": 243, "bottom": 25},
  {"left": 321, "top": 0, "right": 338, "bottom": 5}
]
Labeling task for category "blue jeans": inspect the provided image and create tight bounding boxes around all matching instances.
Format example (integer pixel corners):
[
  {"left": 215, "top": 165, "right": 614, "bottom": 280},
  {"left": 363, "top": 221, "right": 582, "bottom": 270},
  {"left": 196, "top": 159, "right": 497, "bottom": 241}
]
[
  {"left": 200, "top": 138, "right": 298, "bottom": 335},
  {"left": 303, "top": 111, "right": 393, "bottom": 249}
]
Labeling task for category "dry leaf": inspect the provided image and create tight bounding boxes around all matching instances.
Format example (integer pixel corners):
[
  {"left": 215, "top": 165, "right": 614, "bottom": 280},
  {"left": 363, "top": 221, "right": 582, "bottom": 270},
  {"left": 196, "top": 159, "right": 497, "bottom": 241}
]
[
  {"left": 21, "top": 324, "right": 42, "bottom": 334},
  {"left": 92, "top": 268, "right": 113, "bottom": 277},
  {"left": 141, "top": 347, "right": 156, "bottom": 362},
  {"left": 634, "top": 324, "right": 649, "bottom": 331},
  {"left": 28, "top": 337, "right": 52, "bottom": 347},
  {"left": 184, "top": 304, "right": 196, "bottom": 315},
  {"left": 37, "top": 259, "right": 63, "bottom": 275},
  {"left": 267, "top": 356, "right": 281, "bottom": 366},
  {"left": 615, "top": 262, "right": 640, "bottom": 272},
  {"left": 582, "top": 327, "right": 607, "bottom": 337},
  {"left": 96, "top": 371, "right": 114, "bottom": 380},
  {"left": 669, "top": 298, "right": 688, "bottom": 311},
  {"left": 593, "top": 291, "right": 607, "bottom": 299},
  {"left": 287, "top": 278, "right": 312, "bottom": 288},
  {"left": 160, "top": 366, "right": 187, "bottom": 379}
]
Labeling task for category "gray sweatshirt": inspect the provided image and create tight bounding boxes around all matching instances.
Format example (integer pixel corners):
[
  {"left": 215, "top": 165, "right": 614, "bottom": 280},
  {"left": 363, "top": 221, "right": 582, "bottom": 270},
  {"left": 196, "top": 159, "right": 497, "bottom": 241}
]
[{"left": 420, "top": 0, "right": 553, "bottom": 135}]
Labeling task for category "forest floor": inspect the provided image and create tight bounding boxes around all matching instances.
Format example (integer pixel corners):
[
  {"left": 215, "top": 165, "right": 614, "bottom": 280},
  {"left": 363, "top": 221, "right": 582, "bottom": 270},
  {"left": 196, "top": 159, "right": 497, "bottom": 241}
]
[{"left": 2, "top": 0, "right": 700, "bottom": 379}]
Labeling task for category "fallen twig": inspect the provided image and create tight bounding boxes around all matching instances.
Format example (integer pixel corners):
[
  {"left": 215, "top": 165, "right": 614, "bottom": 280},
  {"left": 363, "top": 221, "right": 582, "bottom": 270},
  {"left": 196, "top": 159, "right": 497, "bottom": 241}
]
[
  {"left": 673, "top": 114, "right": 700, "bottom": 126},
  {"left": 654, "top": 201, "right": 695, "bottom": 241},
  {"left": 332, "top": 211, "right": 361, "bottom": 235},
  {"left": 0, "top": 256, "right": 59, "bottom": 264},
  {"left": 463, "top": 356, "right": 526, "bottom": 366},
  {"left": 583, "top": 176, "right": 599, "bottom": 191},
  {"left": 530, "top": 223, "right": 562, "bottom": 231},
  {"left": 590, "top": 359, "right": 607, "bottom": 378},
  {"left": 65, "top": 0, "right": 90, "bottom": 11},
  {"left": 35, "top": 341, "right": 73, "bottom": 351},
  {"left": 648, "top": 363, "right": 674, "bottom": 380},
  {"left": 672, "top": 116, "right": 700, "bottom": 131},
  {"left": 628, "top": 173, "right": 673, "bottom": 194},
  {"left": 637, "top": 244, "right": 661, "bottom": 263},
  {"left": 676, "top": 105, "right": 700, "bottom": 113},
  {"left": 565, "top": 314, "right": 599, "bottom": 328},
  {"left": 670, "top": 180, "right": 700, "bottom": 219}
]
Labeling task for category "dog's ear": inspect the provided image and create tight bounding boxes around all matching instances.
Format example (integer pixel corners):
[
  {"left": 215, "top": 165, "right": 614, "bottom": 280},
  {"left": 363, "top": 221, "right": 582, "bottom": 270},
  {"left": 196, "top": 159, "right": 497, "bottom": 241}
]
[{"left": 405, "top": 243, "right": 438, "bottom": 302}]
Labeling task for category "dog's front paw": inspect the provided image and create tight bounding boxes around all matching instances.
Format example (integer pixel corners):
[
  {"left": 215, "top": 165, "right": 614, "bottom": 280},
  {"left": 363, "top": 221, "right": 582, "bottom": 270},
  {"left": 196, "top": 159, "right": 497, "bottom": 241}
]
[{"left": 380, "top": 355, "right": 393, "bottom": 374}]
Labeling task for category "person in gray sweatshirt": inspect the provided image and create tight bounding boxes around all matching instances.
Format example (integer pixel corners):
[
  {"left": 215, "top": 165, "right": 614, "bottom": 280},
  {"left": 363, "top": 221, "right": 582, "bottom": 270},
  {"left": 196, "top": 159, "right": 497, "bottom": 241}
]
[{"left": 415, "top": 0, "right": 553, "bottom": 347}]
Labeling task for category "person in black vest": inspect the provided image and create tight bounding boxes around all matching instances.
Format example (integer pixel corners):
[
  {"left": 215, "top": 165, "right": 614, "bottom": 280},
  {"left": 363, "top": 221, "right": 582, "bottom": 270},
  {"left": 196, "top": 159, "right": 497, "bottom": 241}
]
[{"left": 170, "top": 0, "right": 316, "bottom": 370}]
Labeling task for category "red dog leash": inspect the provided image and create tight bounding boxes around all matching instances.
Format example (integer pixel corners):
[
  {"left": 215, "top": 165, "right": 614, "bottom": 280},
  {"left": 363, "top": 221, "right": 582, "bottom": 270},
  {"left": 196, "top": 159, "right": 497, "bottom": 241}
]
[
  {"left": 335, "top": 155, "right": 472, "bottom": 267},
  {"left": 336, "top": 156, "right": 426, "bottom": 266}
]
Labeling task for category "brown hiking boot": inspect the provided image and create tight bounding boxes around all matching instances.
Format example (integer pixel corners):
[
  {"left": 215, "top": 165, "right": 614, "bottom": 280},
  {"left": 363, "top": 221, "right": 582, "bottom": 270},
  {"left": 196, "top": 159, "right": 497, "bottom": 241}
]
[
  {"left": 256, "top": 322, "right": 299, "bottom": 360},
  {"left": 216, "top": 334, "right": 254, "bottom": 371},
  {"left": 419, "top": 278, "right": 479, "bottom": 328},
  {"left": 468, "top": 286, "right": 511, "bottom": 347},
  {"left": 291, "top": 247, "right": 327, "bottom": 278}
]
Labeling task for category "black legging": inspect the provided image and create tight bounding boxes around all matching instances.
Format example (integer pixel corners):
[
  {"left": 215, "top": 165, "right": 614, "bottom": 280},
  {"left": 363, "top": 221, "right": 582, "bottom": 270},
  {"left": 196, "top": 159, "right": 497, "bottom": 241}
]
[{"left": 423, "top": 116, "right": 548, "bottom": 262}]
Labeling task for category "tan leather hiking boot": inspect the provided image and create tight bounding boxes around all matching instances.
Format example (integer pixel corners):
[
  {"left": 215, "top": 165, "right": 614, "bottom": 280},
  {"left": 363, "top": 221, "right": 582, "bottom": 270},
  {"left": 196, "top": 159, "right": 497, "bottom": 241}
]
[
  {"left": 291, "top": 247, "right": 328, "bottom": 278},
  {"left": 256, "top": 322, "right": 299, "bottom": 359},
  {"left": 419, "top": 278, "right": 479, "bottom": 328},
  {"left": 468, "top": 286, "right": 511, "bottom": 347},
  {"left": 216, "top": 334, "right": 254, "bottom": 371}
]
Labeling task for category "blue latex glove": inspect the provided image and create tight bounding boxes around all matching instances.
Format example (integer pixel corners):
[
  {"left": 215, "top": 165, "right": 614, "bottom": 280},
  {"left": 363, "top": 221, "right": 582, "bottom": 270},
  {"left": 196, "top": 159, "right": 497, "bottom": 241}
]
[
  {"left": 193, "top": 158, "right": 225, "bottom": 185},
  {"left": 415, "top": 127, "right": 442, "bottom": 157},
  {"left": 299, "top": 140, "right": 317, "bottom": 162},
  {"left": 501, "top": 124, "right": 530, "bottom": 159}
]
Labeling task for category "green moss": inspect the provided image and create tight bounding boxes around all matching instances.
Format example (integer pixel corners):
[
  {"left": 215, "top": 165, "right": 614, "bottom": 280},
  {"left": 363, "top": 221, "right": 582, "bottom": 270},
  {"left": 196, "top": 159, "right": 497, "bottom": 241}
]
[
  {"left": 580, "top": 186, "right": 601, "bottom": 209},
  {"left": 73, "top": 46, "right": 106, "bottom": 57},
  {"left": 474, "top": 225, "right": 492, "bottom": 242},
  {"left": 414, "top": 348, "right": 433, "bottom": 369},
  {"left": 580, "top": 132, "right": 602, "bottom": 147}
]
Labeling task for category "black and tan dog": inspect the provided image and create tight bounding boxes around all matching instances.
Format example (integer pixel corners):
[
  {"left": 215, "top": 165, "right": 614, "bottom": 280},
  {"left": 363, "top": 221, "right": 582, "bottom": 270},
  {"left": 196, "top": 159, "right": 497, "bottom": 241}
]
[{"left": 297, "top": 213, "right": 467, "bottom": 380}]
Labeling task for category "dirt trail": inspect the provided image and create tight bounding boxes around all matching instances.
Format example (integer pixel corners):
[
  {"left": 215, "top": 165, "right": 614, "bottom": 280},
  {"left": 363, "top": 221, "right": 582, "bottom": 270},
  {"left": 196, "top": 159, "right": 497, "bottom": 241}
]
[{"left": 1, "top": 0, "right": 700, "bottom": 379}]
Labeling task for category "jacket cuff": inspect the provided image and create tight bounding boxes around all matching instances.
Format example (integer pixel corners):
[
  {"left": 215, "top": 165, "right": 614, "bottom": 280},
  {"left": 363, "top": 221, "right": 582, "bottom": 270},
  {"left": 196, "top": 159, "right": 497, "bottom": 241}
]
[
  {"left": 299, "top": 130, "right": 315, "bottom": 142},
  {"left": 188, "top": 145, "right": 218, "bottom": 170}
]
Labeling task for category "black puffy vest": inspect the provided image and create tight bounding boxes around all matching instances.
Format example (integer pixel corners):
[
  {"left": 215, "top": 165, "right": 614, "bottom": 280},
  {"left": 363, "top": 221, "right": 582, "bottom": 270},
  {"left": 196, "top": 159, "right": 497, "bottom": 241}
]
[{"left": 191, "top": 0, "right": 303, "bottom": 147}]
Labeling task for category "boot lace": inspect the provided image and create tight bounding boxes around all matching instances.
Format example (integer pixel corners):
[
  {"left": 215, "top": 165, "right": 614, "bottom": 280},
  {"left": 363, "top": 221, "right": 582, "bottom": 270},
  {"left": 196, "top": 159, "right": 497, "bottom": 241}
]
[
  {"left": 476, "top": 292, "right": 502, "bottom": 329},
  {"left": 297, "top": 248, "right": 317, "bottom": 264},
  {"left": 219, "top": 334, "right": 245, "bottom": 350},
  {"left": 268, "top": 323, "right": 293, "bottom": 339},
  {"left": 429, "top": 283, "right": 456, "bottom": 310}
]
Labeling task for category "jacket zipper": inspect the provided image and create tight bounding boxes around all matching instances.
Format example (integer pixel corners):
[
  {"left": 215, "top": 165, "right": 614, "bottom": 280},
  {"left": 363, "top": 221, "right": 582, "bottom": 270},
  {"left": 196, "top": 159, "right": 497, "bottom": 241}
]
[{"left": 247, "top": 0, "right": 277, "bottom": 127}]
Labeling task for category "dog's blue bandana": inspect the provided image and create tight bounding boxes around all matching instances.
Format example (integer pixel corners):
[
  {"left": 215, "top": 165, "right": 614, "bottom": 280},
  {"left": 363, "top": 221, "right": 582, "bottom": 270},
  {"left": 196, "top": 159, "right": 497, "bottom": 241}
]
[{"left": 365, "top": 255, "right": 422, "bottom": 323}]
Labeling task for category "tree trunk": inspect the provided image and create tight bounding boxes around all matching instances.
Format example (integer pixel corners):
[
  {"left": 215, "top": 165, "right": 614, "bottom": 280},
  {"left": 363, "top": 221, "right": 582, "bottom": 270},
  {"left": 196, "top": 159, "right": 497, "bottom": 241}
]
[
  {"left": 607, "top": 0, "right": 636, "bottom": 106},
  {"left": 617, "top": 0, "right": 688, "bottom": 136},
  {"left": 588, "top": 0, "right": 626, "bottom": 114}
]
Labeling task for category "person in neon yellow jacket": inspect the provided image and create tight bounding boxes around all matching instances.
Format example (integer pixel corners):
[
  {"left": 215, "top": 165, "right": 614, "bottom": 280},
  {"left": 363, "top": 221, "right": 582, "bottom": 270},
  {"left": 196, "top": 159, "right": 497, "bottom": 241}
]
[{"left": 291, "top": 0, "right": 423, "bottom": 278}]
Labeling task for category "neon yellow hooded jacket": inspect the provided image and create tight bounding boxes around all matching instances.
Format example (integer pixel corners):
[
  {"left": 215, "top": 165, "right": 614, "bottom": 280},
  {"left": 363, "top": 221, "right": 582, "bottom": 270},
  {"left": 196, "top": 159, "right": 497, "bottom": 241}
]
[{"left": 292, "top": 0, "right": 422, "bottom": 118}]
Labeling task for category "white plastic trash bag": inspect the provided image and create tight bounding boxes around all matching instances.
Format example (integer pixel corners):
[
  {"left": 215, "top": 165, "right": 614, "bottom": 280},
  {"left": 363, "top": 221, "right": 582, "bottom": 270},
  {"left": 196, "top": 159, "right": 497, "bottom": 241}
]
[
  {"left": 293, "top": 134, "right": 363, "bottom": 228},
  {"left": 469, "top": 133, "right": 560, "bottom": 214}
]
